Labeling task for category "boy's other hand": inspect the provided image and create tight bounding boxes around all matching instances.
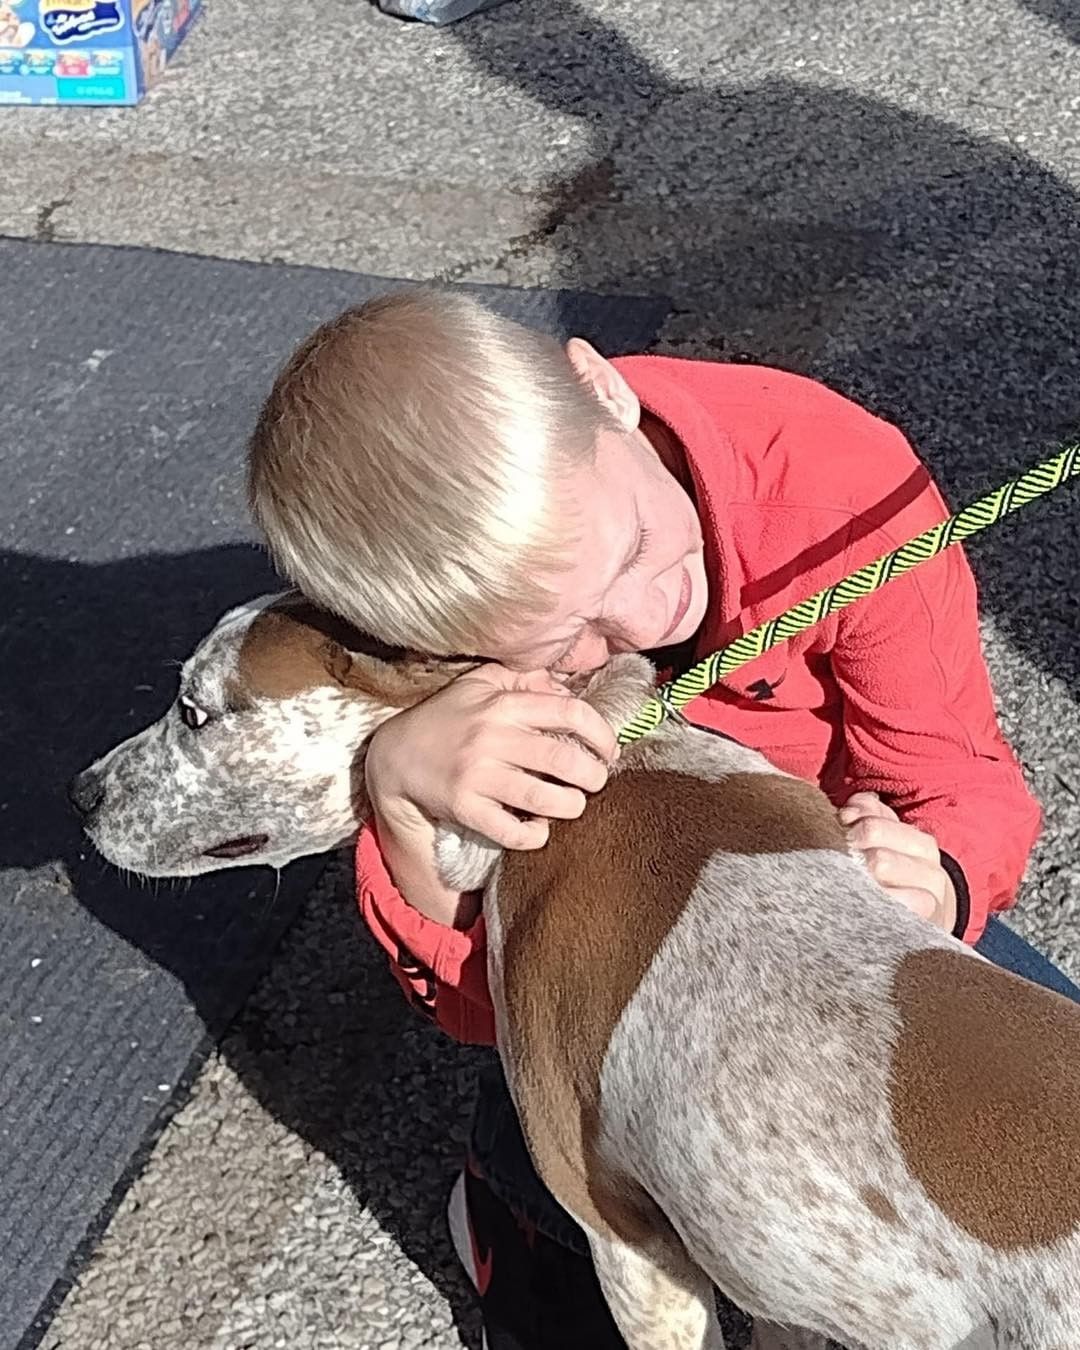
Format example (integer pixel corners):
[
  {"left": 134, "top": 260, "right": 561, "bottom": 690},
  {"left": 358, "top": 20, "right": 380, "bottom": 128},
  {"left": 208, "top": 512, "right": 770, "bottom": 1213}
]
[
  {"left": 365, "top": 663, "right": 618, "bottom": 853},
  {"left": 838, "top": 792, "right": 957, "bottom": 933}
]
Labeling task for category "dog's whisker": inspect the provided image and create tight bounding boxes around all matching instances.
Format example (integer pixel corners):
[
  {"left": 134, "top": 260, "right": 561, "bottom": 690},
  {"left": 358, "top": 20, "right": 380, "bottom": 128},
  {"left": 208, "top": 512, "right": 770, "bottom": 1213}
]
[{"left": 256, "top": 868, "right": 284, "bottom": 928}]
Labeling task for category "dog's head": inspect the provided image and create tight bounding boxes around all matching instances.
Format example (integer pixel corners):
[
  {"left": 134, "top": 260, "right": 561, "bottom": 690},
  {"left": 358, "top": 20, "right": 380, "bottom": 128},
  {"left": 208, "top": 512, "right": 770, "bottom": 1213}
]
[
  {"left": 68, "top": 591, "right": 475, "bottom": 877},
  {"left": 70, "top": 591, "right": 658, "bottom": 881}
]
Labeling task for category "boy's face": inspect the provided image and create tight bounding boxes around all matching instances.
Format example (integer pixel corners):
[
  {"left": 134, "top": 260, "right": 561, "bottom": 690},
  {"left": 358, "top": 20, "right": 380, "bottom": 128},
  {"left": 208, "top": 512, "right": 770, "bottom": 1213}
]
[{"left": 488, "top": 349, "right": 709, "bottom": 675}]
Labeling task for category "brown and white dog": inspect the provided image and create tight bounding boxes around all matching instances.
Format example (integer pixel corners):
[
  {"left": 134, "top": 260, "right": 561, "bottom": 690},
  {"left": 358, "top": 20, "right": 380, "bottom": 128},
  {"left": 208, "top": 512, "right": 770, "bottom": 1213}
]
[{"left": 70, "top": 592, "right": 1080, "bottom": 1350}]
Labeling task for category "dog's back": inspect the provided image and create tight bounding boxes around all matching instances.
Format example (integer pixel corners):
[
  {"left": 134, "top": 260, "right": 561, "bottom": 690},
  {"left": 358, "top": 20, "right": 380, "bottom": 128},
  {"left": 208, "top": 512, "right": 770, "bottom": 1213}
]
[{"left": 484, "top": 721, "right": 1080, "bottom": 1349}]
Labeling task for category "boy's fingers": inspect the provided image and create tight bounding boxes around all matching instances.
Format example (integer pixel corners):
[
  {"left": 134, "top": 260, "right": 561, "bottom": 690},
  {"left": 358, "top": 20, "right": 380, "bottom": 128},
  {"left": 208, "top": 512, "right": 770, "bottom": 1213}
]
[
  {"left": 468, "top": 665, "right": 572, "bottom": 697},
  {"left": 839, "top": 792, "right": 896, "bottom": 824},
  {"left": 491, "top": 770, "right": 589, "bottom": 824},
  {"left": 862, "top": 847, "right": 945, "bottom": 900},
  {"left": 886, "top": 886, "right": 940, "bottom": 924},
  {"left": 506, "top": 729, "right": 609, "bottom": 793},
  {"left": 845, "top": 816, "right": 939, "bottom": 862},
  {"left": 505, "top": 667, "right": 573, "bottom": 696},
  {"left": 550, "top": 694, "right": 620, "bottom": 762},
  {"left": 509, "top": 693, "right": 619, "bottom": 763},
  {"left": 470, "top": 803, "right": 551, "bottom": 853}
]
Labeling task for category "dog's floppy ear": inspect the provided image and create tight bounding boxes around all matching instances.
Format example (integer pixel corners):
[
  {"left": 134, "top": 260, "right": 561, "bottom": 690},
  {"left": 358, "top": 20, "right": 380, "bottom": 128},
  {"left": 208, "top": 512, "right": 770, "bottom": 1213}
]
[
  {"left": 233, "top": 593, "right": 434, "bottom": 708},
  {"left": 333, "top": 639, "right": 478, "bottom": 710},
  {"left": 320, "top": 637, "right": 355, "bottom": 687},
  {"left": 266, "top": 592, "right": 477, "bottom": 707}
]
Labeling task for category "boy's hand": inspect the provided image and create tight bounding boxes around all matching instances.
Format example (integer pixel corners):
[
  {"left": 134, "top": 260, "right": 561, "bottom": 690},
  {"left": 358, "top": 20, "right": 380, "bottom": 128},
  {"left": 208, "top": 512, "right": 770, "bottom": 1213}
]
[
  {"left": 839, "top": 792, "right": 957, "bottom": 933},
  {"left": 365, "top": 663, "right": 618, "bottom": 853}
]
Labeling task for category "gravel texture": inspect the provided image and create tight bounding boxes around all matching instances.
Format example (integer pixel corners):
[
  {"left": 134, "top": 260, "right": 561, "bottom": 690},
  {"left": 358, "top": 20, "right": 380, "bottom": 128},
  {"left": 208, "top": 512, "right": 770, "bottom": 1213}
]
[
  {"left": 42, "top": 857, "right": 490, "bottom": 1350},
  {"left": 19, "top": 0, "right": 1080, "bottom": 1345}
]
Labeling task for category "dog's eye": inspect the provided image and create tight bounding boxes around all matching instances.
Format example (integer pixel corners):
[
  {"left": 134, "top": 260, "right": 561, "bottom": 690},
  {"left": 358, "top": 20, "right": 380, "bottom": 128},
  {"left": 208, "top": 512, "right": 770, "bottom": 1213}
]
[{"left": 178, "top": 696, "right": 210, "bottom": 731}]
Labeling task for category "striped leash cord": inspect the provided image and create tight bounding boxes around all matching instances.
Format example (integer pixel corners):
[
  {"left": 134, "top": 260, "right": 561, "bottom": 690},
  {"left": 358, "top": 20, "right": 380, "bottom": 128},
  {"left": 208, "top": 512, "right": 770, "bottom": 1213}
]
[{"left": 618, "top": 441, "right": 1080, "bottom": 745}]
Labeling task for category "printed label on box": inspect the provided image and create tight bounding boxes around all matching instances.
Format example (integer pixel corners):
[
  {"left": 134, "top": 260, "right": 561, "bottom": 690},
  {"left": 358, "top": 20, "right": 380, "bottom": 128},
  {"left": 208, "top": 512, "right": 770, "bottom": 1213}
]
[
  {"left": 40, "top": 0, "right": 124, "bottom": 44},
  {"left": 0, "top": 0, "right": 200, "bottom": 103}
]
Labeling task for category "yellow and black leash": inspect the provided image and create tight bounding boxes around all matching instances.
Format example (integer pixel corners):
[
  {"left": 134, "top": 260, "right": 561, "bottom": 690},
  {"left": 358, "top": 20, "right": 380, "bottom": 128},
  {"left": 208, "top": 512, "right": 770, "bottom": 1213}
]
[{"left": 618, "top": 441, "right": 1080, "bottom": 746}]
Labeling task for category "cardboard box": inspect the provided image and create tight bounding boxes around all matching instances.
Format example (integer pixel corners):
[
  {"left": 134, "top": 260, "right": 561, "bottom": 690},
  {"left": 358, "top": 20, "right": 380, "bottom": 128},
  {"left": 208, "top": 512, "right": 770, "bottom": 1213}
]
[{"left": 0, "top": 0, "right": 201, "bottom": 105}]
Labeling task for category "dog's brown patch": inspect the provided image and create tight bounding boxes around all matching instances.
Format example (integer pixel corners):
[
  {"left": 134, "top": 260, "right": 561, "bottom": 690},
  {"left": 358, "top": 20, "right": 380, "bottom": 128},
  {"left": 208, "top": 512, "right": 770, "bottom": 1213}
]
[
  {"left": 890, "top": 947, "right": 1080, "bottom": 1250},
  {"left": 861, "top": 1185, "right": 901, "bottom": 1226},
  {"left": 496, "top": 767, "right": 846, "bottom": 1241},
  {"left": 230, "top": 595, "right": 468, "bottom": 708}
]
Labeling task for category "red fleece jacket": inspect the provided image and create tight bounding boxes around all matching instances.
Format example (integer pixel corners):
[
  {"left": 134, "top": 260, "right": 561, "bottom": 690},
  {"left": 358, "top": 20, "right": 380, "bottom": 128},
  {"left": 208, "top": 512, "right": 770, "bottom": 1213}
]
[{"left": 357, "top": 357, "right": 1042, "bottom": 1045}]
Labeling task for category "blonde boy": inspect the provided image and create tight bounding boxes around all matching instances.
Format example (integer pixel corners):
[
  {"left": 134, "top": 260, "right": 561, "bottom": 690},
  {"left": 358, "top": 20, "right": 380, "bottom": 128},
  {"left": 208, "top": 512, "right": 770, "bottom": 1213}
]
[{"left": 249, "top": 289, "right": 1059, "bottom": 1349}]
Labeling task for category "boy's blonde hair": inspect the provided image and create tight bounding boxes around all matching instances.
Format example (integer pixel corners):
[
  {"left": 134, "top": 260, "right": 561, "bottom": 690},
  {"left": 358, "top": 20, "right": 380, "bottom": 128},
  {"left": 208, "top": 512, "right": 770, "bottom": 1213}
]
[{"left": 247, "top": 289, "right": 614, "bottom": 653}]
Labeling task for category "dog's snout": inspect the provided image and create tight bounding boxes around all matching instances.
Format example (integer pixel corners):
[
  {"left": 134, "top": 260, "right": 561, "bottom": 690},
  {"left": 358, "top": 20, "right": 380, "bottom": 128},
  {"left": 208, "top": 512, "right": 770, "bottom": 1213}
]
[{"left": 68, "top": 768, "right": 106, "bottom": 819}]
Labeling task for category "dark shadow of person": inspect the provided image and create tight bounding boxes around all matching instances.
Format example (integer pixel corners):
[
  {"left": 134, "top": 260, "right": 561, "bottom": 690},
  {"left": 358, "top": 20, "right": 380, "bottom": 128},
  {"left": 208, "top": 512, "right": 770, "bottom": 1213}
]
[
  {"left": 451, "top": 0, "right": 1080, "bottom": 697},
  {"left": 0, "top": 544, "right": 484, "bottom": 1348},
  {"left": 1020, "top": 0, "right": 1080, "bottom": 42},
  {"left": 1, "top": 545, "right": 285, "bottom": 1014}
]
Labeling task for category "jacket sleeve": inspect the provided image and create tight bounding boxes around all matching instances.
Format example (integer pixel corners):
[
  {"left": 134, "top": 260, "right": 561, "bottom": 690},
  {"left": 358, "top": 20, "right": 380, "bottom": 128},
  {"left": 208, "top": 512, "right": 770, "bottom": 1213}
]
[
  {"left": 355, "top": 823, "right": 497, "bottom": 1045},
  {"left": 830, "top": 485, "right": 1042, "bottom": 944}
]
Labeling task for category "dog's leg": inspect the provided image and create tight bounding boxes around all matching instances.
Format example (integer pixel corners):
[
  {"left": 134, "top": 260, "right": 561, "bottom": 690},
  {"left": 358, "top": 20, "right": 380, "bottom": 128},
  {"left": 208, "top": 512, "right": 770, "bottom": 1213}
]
[
  {"left": 586, "top": 1229, "right": 727, "bottom": 1350},
  {"left": 749, "top": 1322, "right": 834, "bottom": 1350}
]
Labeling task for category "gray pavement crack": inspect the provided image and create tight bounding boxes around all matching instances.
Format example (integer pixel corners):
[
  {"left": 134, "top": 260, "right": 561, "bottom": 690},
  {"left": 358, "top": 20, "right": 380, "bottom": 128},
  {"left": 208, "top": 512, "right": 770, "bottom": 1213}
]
[
  {"left": 34, "top": 196, "right": 72, "bottom": 243},
  {"left": 432, "top": 155, "right": 619, "bottom": 285}
]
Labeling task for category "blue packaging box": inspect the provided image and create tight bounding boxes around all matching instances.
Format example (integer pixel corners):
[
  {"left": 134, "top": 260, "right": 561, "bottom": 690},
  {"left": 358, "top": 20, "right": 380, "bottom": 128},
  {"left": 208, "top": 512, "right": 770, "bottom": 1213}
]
[{"left": 0, "top": 0, "right": 201, "bottom": 105}]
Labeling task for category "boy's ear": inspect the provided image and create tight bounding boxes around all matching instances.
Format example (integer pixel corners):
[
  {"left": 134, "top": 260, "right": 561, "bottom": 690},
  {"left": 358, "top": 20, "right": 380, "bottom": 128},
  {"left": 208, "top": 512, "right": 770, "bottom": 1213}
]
[{"left": 565, "top": 338, "right": 640, "bottom": 432}]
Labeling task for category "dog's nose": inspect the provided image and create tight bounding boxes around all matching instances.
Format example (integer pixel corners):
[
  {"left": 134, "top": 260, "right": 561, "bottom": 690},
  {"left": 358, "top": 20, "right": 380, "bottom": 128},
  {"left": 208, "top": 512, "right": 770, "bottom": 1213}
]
[{"left": 67, "top": 768, "right": 106, "bottom": 819}]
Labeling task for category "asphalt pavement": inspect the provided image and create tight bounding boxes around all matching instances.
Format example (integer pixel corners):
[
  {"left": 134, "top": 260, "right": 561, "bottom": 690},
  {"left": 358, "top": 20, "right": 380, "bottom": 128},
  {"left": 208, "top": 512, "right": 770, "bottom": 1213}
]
[{"left": 7, "top": 1, "right": 1080, "bottom": 1346}]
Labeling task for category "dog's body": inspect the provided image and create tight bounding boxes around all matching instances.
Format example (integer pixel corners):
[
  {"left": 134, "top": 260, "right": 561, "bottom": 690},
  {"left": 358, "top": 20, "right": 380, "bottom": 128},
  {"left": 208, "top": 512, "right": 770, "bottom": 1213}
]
[{"left": 72, "top": 594, "right": 1080, "bottom": 1350}]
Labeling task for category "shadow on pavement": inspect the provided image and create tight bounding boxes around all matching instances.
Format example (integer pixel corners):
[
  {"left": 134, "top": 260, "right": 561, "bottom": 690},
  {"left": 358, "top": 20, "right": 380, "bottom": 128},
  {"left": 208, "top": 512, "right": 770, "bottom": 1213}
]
[
  {"left": 1019, "top": 0, "right": 1080, "bottom": 43},
  {"left": 1, "top": 543, "right": 485, "bottom": 1346},
  {"left": 454, "top": 0, "right": 1080, "bottom": 697}
]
